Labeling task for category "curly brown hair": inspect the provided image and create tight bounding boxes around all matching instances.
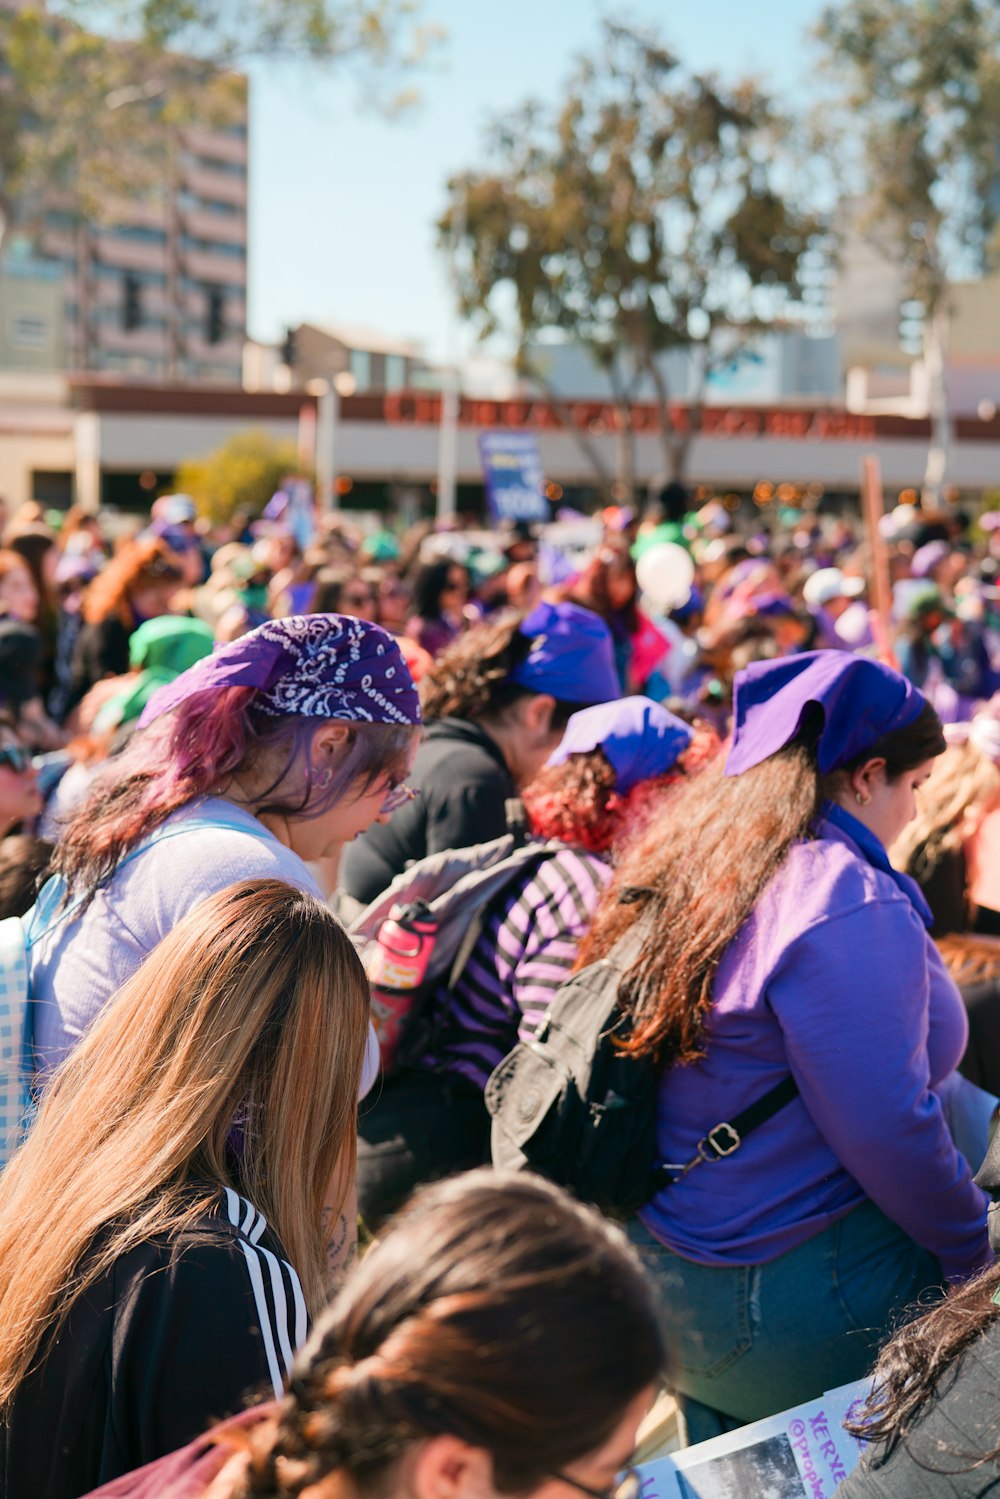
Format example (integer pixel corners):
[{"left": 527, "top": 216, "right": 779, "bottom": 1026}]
[{"left": 420, "top": 612, "right": 583, "bottom": 730}]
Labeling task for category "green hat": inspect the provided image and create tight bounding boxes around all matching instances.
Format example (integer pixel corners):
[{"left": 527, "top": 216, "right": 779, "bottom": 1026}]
[
  {"left": 631, "top": 523, "right": 689, "bottom": 561},
  {"left": 901, "top": 583, "right": 954, "bottom": 623},
  {"left": 95, "top": 617, "right": 215, "bottom": 731}
]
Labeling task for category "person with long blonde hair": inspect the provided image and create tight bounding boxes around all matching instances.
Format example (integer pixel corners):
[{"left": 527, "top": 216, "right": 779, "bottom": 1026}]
[
  {"left": 0, "top": 878, "right": 371, "bottom": 1499},
  {"left": 891, "top": 715, "right": 1000, "bottom": 936}
]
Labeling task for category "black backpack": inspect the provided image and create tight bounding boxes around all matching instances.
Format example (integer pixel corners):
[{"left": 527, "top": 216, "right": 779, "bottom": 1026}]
[
  {"left": 484, "top": 922, "right": 660, "bottom": 1218},
  {"left": 485, "top": 920, "right": 800, "bottom": 1218}
]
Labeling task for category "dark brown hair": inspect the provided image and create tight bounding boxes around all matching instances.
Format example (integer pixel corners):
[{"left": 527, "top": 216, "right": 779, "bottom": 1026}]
[
  {"left": 578, "top": 700, "right": 945, "bottom": 1067},
  {"left": 0, "top": 836, "right": 52, "bottom": 919},
  {"left": 232, "top": 1171, "right": 666, "bottom": 1498},
  {"left": 846, "top": 1263, "right": 1000, "bottom": 1472}
]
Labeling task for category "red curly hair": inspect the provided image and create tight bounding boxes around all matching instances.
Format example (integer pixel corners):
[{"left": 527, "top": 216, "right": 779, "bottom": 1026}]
[{"left": 521, "top": 724, "right": 719, "bottom": 855}]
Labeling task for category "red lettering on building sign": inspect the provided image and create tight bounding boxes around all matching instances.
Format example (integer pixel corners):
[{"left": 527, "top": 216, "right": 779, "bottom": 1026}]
[
  {"left": 702, "top": 408, "right": 764, "bottom": 437},
  {"left": 378, "top": 395, "right": 882, "bottom": 442}
]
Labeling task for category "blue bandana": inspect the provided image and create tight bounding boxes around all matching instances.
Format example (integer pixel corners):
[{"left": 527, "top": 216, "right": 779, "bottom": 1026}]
[
  {"left": 508, "top": 601, "right": 620, "bottom": 704},
  {"left": 547, "top": 697, "right": 692, "bottom": 792}
]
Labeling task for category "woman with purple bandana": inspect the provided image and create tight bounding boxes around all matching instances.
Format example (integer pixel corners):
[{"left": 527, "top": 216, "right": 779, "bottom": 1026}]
[
  {"left": 580, "top": 650, "right": 991, "bottom": 1443},
  {"left": 26, "top": 615, "right": 422, "bottom": 1261}
]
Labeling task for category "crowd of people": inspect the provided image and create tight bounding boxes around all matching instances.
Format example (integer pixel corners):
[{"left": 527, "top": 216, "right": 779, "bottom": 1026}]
[{"left": 2, "top": 482, "right": 1000, "bottom": 1496}]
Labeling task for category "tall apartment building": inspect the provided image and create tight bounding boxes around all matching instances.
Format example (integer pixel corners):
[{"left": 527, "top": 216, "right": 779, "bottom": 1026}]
[{"left": 1, "top": 23, "right": 249, "bottom": 388}]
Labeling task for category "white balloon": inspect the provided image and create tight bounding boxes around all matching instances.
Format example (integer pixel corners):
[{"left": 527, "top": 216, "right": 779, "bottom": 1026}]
[{"left": 635, "top": 542, "right": 695, "bottom": 614}]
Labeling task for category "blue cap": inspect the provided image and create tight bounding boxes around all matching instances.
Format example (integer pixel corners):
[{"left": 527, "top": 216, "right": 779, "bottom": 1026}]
[
  {"left": 547, "top": 696, "right": 693, "bottom": 791},
  {"left": 726, "top": 650, "right": 928, "bottom": 776},
  {"left": 509, "top": 601, "right": 620, "bottom": 704}
]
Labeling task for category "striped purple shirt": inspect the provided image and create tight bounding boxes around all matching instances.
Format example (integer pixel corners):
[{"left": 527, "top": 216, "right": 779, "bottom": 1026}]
[{"left": 422, "top": 846, "right": 612, "bottom": 1089}]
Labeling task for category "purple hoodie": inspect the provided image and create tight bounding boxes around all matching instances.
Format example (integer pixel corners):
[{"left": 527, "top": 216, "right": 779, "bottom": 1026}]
[{"left": 641, "top": 809, "right": 990, "bottom": 1281}]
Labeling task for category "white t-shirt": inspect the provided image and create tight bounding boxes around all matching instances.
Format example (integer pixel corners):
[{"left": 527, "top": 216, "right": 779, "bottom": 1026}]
[{"left": 29, "top": 796, "right": 379, "bottom": 1094}]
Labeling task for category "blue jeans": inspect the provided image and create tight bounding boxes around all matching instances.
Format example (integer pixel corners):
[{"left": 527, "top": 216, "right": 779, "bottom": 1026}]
[{"left": 628, "top": 1201, "right": 941, "bottom": 1445}]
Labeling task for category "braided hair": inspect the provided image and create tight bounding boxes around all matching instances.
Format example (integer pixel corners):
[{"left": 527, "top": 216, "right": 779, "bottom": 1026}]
[{"left": 230, "top": 1171, "right": 666, "bottom": 1499}]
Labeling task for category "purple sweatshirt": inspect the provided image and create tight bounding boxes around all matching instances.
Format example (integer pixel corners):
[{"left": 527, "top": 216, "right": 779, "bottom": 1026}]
[{"left": 641, "top": 808, "right": 990, "bottom": 1281}]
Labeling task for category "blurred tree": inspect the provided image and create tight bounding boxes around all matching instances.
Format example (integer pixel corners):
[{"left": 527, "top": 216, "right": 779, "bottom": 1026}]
[
  {"left": 175, "top": 430, "right": 308, "bottom": 526},
  {"left": 814, "top": 0, "right": 1000, "bottom": 501},
  {"left": 0, "top": 1, "right": 441, "bottom": 243},
  {"left": 439, "top": 20, "right": 822, "bottom": 499}
]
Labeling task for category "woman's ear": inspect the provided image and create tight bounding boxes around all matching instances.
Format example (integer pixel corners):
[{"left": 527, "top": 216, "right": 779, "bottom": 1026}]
[
  {"left": 410, "top": 1436, "right": 496, "bottom": 1499},
  {"left": 311, "top": 723, "right": 352, "bottom": 768},
  {"left": 521, "top": 692, "right": 557, "bottom": 742},
  {"left": 847, "top": 755, "right": 887, "bottom": 806}
]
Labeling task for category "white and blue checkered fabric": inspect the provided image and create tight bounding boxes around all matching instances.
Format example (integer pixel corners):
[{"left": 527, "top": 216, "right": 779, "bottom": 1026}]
[{"left": 0, "top": 915, "right": 30, "bottom": 1170}]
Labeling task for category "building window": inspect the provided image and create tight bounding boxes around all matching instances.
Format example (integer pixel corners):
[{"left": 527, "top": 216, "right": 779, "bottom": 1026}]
[
  {"left": 192, "top": 155, "right": 246, "bottom": 178},
  {"left": 349, "top": 349, "right": 371, "bottom": 389},
  {"left": 8, "top": 313, "right": 49, "bottom": 349},
  {"left": 180, "top": 235, "right": 245, "bottom": 260},
  {"left": 108, "top": 225, "right": 168, "bottom": 246},
  {"left": 385, "top": 354, "right": 406, "bottom": 390},
  {"left": 93, "top": 262, "right": 167, "bottom": 287},
  {"left": 31, "top": 470, "right": 73, "bottom": 507}
]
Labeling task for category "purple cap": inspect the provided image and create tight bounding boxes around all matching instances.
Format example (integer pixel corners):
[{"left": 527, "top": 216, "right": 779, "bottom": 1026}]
[
  {"left": 54, "top": 554, "right": 98, "bottom": 587},
  {"left": 547, "top": 696, "right": 692, "bottom": 792},
  {"left": 509, "top": 601, "right": 620, "bottom": 704},
  {"left": 138, "top": 614, "right": 421, "bottom": 729},
  {"left": 726, "top": 650, "right": 927, "bottom": 776},
  {"left": 911, "top": 540, "right": 950, "bottom": 578},
  {"left": 749, "top": 591, "right": 797, "bottom": 619}
]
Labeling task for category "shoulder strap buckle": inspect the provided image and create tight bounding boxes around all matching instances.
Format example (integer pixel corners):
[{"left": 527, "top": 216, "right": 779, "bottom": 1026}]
[{"left": 700, "top": 1121, "right": 741, "bottom": 1161}]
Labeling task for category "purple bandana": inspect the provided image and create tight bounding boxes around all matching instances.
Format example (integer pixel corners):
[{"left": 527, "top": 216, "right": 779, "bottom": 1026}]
[
  {"left": 547, "top": 696, "right": 692, "bottom": 792},
  {"left": 508, "top": 601, "right": 620, "bottom": 704},
  {"left": 726, "top": 650, "right": 926, "bottom": 776},
  {"left": 138, "top": 614, "right": 421, "bottom": 728}
]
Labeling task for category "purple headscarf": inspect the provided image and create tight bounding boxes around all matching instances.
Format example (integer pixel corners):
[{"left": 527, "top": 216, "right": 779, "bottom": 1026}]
[
  {"left": 726, "top": 650, "right": 927, "bottom": 776},
  {"left": 138, "top": 614, "right": 421, "bottom": 728},
  {"left": 547, "top": 696, "right": 692, "bottom": 792},
  {"left": 508, "top": 601, "right": 620, "bottom": 704}
]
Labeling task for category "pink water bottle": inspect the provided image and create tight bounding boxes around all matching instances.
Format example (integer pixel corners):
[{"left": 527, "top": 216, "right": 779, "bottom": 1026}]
[{"left": 368, "top": 900, "right": 438, "bottom": 1073}]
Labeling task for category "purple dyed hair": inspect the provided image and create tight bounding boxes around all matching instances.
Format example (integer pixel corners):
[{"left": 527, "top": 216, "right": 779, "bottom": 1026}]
[{"left": 53, "top": 685, "right": 418, "bottom": 897}]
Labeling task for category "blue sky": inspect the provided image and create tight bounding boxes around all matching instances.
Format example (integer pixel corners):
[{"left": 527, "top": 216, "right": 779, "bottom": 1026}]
[{"left": 247, "top": 0, "right": 828, "bottom": 359}]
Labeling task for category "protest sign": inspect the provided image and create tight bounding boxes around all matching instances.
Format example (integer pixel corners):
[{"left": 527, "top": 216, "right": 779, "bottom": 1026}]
[
  {"left": 478, "top": 431, "right": 549, "bottom": 523},
  {"left": 636, "top": 1378, "right": 870, "bottom": 1499}
]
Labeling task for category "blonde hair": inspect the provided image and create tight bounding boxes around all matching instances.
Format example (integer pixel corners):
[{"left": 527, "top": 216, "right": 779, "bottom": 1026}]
[
  {"left": 0, "top": 879, "right": 370, "bottom": 1406},
  {"left": 891, "top": 740, "right": 1000, "bottom": 878}
]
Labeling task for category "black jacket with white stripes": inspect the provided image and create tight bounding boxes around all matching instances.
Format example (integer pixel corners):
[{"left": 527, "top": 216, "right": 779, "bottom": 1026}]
[{"left": 1, "top": 1187, "right": 308, "bottom": 1499}]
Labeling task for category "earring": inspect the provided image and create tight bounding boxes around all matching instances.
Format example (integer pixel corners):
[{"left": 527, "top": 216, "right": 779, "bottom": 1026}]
[
  {"left": 314, "top": 767, "right": 333, "bottom": 790},
  {"left": 855, "top": 791, "right": 870, "bottom": 806}
]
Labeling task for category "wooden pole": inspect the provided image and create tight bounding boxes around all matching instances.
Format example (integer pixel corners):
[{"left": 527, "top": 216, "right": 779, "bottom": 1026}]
[{"left": 860, "top": 454, "right": 896, "bottom": 667}]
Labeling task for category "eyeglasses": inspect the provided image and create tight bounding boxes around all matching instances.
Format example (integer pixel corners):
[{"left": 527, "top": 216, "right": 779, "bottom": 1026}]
[
  {"left": 0, "top": 744, "right": 33, "bottom": 774},
  {"left": 552, "top": 1465, "right": 643, "bottom": 1499},
  {"left": 343, "top": 593, "right": 374, "bottom": 608},
  {"left": 380, "top": 778, "right": 418, "bottom": 813}
]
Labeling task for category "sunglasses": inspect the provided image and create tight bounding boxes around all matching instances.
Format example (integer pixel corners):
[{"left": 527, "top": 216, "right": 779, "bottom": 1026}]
[
  {"left": 0, "top": 744, "right": 33, "bottom": 774},
  {"left": 343, "top": 592, "right": 374, "bottom": 608},
  {"left": 381, "top": 778, "right": 418, "bottom": 813},
  {"left": 553, "top": 1466, "right": 643, "bottom": 1499}
]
